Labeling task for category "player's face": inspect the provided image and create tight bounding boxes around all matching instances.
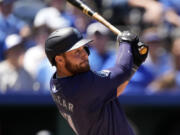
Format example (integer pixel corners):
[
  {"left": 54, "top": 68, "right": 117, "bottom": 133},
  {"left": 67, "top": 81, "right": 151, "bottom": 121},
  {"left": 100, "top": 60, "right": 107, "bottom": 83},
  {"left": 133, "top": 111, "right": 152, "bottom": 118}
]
[{"left": 63, "top": 46, "right": 90, "bottom": 75}]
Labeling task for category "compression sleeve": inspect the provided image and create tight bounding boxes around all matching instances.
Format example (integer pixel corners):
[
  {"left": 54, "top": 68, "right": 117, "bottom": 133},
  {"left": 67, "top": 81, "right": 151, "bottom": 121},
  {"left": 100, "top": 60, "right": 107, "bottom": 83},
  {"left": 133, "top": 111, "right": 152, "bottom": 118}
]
[{"left": 107, "top": 42, "right": 133, "bottom": 87}]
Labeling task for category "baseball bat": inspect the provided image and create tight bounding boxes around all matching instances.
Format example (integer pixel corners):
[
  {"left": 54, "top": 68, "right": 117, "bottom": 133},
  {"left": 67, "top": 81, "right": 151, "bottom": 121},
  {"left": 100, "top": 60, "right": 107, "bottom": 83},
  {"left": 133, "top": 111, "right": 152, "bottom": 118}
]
[{"left": 66, "top": 0, "right": 148, "bottom": 55}]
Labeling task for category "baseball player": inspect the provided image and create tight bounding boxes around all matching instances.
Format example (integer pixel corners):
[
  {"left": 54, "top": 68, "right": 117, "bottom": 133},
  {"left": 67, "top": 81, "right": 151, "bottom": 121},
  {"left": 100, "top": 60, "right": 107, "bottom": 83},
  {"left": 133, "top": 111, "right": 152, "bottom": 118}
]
[{"left": 45, "top": 27, "right": 148, "bottom": 135}]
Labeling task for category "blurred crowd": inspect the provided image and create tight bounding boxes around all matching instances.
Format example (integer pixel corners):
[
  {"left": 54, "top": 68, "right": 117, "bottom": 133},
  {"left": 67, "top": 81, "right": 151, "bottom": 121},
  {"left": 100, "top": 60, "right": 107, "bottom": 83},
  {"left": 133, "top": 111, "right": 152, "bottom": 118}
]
[{"left": 0, "top": 0, "right": 180, "bottom": 95}]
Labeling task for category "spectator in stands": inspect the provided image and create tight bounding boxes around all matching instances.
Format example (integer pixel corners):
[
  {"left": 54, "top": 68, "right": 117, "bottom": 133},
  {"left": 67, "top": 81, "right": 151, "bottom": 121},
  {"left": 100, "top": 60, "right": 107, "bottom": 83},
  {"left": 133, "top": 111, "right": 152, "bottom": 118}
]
[
  {"left": 24, "top": 22, "right": 52, "bottom": 79},
  {"left": 0, "top": 0, "right": 31, "bottom": 61},
  {"left": 0, "top": 34, "right": 36, "bottom": 93},
  {"left": 147, "top": 35, "right": 180, "bottom": 93},
  {"left": 33, "top": 0, "right": 71, "bottom": 30},
  {"left": 128, "top": 0, "right": 163, "bottom": 26},
  {"left": 142, "top": 27, "right": 172, "bottom": 78},
  {"left": 23, "top": 12, "right": 59, "bottom": 91},
  {"left": 86, "top": 22, "right": 116, "bottom": 71},
  {"left": 160, "top": 0, "right": 180, "bottom": 28}
]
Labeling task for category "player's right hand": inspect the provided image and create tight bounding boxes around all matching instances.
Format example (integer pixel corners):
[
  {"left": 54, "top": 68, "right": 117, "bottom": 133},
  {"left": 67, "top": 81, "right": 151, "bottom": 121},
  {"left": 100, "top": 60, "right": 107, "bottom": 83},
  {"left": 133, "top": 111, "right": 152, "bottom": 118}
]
[{"left": 117, "top": 31, "right": 149, "bottom": 67}]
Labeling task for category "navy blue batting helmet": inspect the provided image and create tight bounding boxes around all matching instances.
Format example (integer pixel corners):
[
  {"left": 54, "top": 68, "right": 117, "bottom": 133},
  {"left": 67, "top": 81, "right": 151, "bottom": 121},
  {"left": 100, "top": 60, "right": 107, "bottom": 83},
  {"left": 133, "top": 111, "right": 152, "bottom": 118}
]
[{"left": 45, "top": 27, "right": 92, "bottom": 65}]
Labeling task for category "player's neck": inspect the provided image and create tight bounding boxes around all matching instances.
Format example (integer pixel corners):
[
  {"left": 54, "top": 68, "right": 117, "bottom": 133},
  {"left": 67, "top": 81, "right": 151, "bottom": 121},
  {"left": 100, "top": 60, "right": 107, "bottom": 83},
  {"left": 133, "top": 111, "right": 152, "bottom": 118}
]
[{"left": 56, "top": 68, "right": 73, "bottom": 78}]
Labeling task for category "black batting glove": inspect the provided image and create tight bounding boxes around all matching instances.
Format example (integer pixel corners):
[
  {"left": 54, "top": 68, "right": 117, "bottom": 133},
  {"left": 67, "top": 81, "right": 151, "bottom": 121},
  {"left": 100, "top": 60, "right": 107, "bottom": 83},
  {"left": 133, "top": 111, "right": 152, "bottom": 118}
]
[
  {"left": 117, "top": 31, "right": 149, "bottom": 67},
  {"left": 132, "top": 41, "right": 148, "bottom": 67},
  {"left": 117, "top": 31, "right": 139, "bottom": 45}
]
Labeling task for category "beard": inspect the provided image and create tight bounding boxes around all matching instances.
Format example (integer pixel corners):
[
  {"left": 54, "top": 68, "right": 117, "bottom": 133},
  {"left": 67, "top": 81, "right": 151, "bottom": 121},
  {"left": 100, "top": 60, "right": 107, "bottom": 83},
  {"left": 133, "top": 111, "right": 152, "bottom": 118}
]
[{"left": 64, "top": 56, "right": 90, "bottom": 75}]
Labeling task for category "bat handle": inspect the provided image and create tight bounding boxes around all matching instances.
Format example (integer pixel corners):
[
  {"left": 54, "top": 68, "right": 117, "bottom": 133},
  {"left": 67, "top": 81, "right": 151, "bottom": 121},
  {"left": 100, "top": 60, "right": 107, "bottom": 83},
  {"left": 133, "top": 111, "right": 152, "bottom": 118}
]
[{"left": 92, "top": 13, "right": 122, "bottom": 35}]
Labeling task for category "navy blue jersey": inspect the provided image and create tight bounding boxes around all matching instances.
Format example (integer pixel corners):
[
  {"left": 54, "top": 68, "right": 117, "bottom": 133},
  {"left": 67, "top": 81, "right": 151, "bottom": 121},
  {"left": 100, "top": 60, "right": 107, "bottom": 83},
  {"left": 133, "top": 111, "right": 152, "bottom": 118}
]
[{"left": 50, "top": 42, "right": 135, "bottom": 135}]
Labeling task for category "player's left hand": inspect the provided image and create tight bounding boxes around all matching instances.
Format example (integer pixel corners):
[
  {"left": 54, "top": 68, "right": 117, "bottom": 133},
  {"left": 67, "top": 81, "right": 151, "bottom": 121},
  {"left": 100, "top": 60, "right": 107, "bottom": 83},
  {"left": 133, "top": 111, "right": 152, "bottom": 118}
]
[
  {"left": 117, "top": 31, "right": 139, "bottom": 45},
  {"left": 117, "top": 31, "right": 149, "bottom": 67}
]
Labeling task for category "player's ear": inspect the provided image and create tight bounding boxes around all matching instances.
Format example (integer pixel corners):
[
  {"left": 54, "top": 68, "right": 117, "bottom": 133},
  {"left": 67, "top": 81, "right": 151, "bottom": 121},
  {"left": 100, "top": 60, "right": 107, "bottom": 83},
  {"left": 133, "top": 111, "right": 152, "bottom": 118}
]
[{"left": 55, "top": 55, "right": 65, "bottom": 66}]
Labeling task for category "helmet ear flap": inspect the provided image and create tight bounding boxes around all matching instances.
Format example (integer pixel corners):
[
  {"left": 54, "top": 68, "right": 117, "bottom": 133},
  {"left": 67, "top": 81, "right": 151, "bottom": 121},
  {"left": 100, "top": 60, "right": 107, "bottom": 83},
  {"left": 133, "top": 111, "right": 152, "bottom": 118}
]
[{"left": 84, "top": 46, "right": 90, "bottom": 55}]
